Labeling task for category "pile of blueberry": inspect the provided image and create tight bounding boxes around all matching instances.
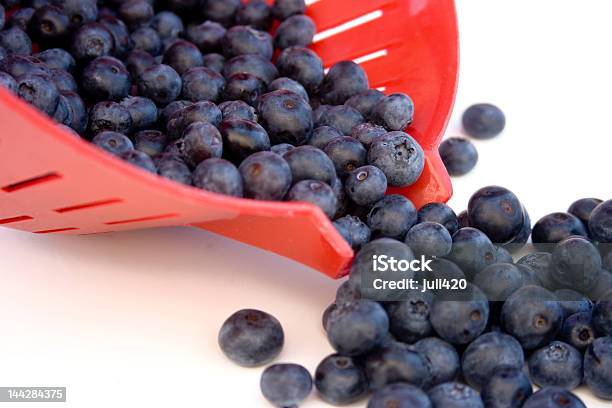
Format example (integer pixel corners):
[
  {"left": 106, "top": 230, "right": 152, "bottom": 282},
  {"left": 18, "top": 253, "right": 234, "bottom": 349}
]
[
  {"left": 219, "top": 193, "right": 612, "bottom": 407},
  {"left": 0, "top": 0, "right": 424, "bottom": 226}
]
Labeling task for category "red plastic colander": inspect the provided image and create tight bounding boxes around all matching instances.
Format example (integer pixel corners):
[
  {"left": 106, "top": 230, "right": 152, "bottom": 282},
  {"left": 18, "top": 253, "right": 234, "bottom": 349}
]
[{"left": 0, "top": 0, "right": 458, "bottom": 279}]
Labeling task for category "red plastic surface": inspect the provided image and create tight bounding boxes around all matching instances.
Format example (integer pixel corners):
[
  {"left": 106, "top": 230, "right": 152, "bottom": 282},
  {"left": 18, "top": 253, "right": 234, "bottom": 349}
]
[{"left": 0, "top": 0, "right": 458, "bottom": 278}]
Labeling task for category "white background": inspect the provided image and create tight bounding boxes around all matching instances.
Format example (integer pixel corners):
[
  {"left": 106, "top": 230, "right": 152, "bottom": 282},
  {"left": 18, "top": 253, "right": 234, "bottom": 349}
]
[{"left": 1, "top": 0, "right": 611, "bottom": 407}]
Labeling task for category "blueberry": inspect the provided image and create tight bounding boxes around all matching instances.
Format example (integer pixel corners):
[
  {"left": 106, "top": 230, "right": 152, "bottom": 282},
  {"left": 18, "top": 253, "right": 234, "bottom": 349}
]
[
  {"left": 2, "top": 56, "right": 47, "bottom": 79},
  {"left": 133, "top": 130, "right": 167, "bottom": 157},
  {"left": 166, "top": 101, "right": 222, "bottom": 140},
  {"left": 125, "top": 49, "right": 156, "bottom": 79},
  {"left": 162, "top": 40, "right": 203, "bottom": 75},
  {"left": 551, "top": 236, "right": 601, "bottom": 290},
  {"left": 429, "top": 283, "right": 489, "bottom": 345},
  {"left": 268, "top": 77, "right": 308, "bottom": 103},
  {"left": 272, "top": 0, "right": 305, "bottom": 20},
  {"left": 260, "top": 363, "right": 312, "bottom": 408},
  {"left": 428, "top": 382, "right": 484, "bottom": 408},
  {"left": 368, "top": 383, "right": 431, "bottom": 408},
  {"left": 118, "top": 0, "right": 153, "bottom": 30},
  {"left": 363, "top": 341, "right": 432, "bottom": 390},
  {"left": 335, "top": 279, "right": 361, "bottom": 305},
  {"left": 589, "top": 199, "right": 612, "bottom": 243},
  {"left": 192, "top": 157, "right": 244, "bottom": 197},
  {"left": 160, "top": 100, "right": 192, "bottom": 127},
  {"left": 286, "top": 180, "right": 337, "bottom": 218},
  {"left": 176, "top": 121, "right": 223, "bottom": 167},
  {"left": 71, "top": 22, "right": 113, "bottom": 61},
  {"left": 222, "top": 25, "right": 273, "bottom": 60},
  {"left": 504, "top": 205, "right": 532, "bottom": 249},
  {"left": 81, "top": 57, "right": 130, "bottom": 102},
  {"left": 219, "top": 118, "right": 271, "bottom": 162},
  {"left": 258, "top": 90, "right": 313, "bottom": 145},
  {"left": 517, "top": 252, "right": 557, "bottom": 290},
  {"left": 16, "top": 73, "right": 59, "bottom": 116},
  {"left": 457, "top": 210, "right": 470, "bottom": 228},
  {"left": 473, "top": 263, "right": 523, "bottom": 301},
  {"left": 501, "top": 285, "right": 564, "bottom": 350},
  {"left": 219, "top": 100, "right": 257, "bottom": 122},
  {"left": 49, "top": 68, "right": 76, "bottom": 93},
  {"left": 34, "top": 48, "right": 75, "bottom": 72},
  {"left": 60, "top": 91, "right": 87, "bottom": 134},
  {"left": 29, "top": 5, "right": 70, "bottom": 46},
  {"left": 351, "top": 122, "right": 387, "bottom": 149},
  {"left": 0, "top": 27, "right": 32, "bottom": 55},
  {"left": 370, "top": 93, "right": 414, "bottom": 131},
  {"left": 181, "top": 66, "right": 225, "bottom": 103},
  {"left": 326, "top": 299, "right": 389, "bottom": 356},
  {"left": 446, "top": 227, "right": 496, "bottom": 278},
  {"left": 368, "top": 131, "right": 425, "bottom": 187},
  {"left": 417, "top": 203, "right": 459, "bottom": 235},
  {"left": 185, "top": 20, "right": 226, "bottom": 53},
  {"left": 131, "top": 27, "right": 161, "bottom": 56},
  {"left": 481, "top": 366, "right": 533, "bottom": 408},
  {"left": 203, "top": 0, "right": 240, "bottom": 27},
  {"left": 156, "top": 154, "right": 192, "bottom": 185},
  {"left": 462, "top": 103, "right": 505, "bottom": 139},
  {"left": 223, "top": 72, "right": 265, "bottom": 106},
  {"left": 218, "top": 309, "right": 284, "bottom": 367},
  {"left": 318, "top": 105, "right": 364, "bottom": 135},
  {"left": 138, "top": 64, "right": 182, "bottom": 105},
  {"left": 239, "top": 151, "right": 292, "bottom": 200},
  {"left": 405, "top": 222, "right": 452, "bottom": 258},
  {"left": 349, "top": 238, "right": 415, "bottom": 290},
  {"left": 523, "top": 387, "right": 586, "bottom": 408},
  {"left": 425, "top": 258, "right": 466, "bottom": 287},
  {"left": 274, "top": 14, "right": 315, "bottom": 49},
  {"left": 568, "top": 197, "right": 603, "bottom": 230},
  {"left": 88, "top": 101, "right": 133, "bottom": 135},
  {"left": 223, "top": 54, "right": 278, "bottom": 85},
  {"left": 528, "top": 341, "right": 583, "bottom": 390},
  {"left": 584, "top": 336, "right": 612, "bottom": 399},
  {"left": 346, "top": 89, "right": 386, "bottom": 118},
  {"left": 333, "top": 215, "right": 371, "bottom": 250},
  {"left": 92, "top": 131, "right": 133, "bottom": 156},
  {"left": 151, "top": 11, "right": 184, "bottom": 40},
  {"left": 236, "top": 0, "right": 272, "bottom": 31},
  {"left": 467, "top": 186, "right": 525, "bottom": 244},
  {"left": 284, "top": 146, "right": 336, "bottom": 185},
  {"left": 604, "top": 251, "right": 612, "bottom": 271},
  {"left": 276, "top": 46, "right": 324, "bottom": 94},
  {"left": 202, "top": 53, "right": 226, "bottom": 73},
  {"left": 119, "top": 149, "right": 157, "bottom": 173},
  {"left": 554, "top": 289, "right": 593, "bottom": 318},
  {"left": 588, "top": 270, "right": 612, "bottom": 301},
  {"left": 593, "top": 290, "right": 612, "bottom": 336},
  {"left": 323, "top": 136, "right": 367, "bottom": 178},
  {"left": 386, "top": 290, "right": 435, "bottom": 343},
  {"left": 314, "top": 354, "right": 368, "bottom": 405},
  {"left": 7, "top": 8, "right": 35, "bottom": 32},
  {"left": 0, "top": 4, "right": 4, "bottom": 30},
  {"left": 462, "top": 332, "right": 524, "bottom": 389},
  {"left": 439, "top": 137, "right": 478, "bottom": 177},
  {"left": 60, "top": 0, "right": 98, "bottom": 28},
  {"left": 561, "top": 312, "right": 596, "bottom": 351},
  {"left": 344, "top": 165, "right": 387, "bottom": 207},
  {"left": 367, "top": 194, "right": 417, "bottom": 240},
  {"left": 98, "top": 16, "right": 132, "bottom": 59},
  {"left": 120, "top": 96, "right": 157, "bottom": 132},
  {"left": 0, "top": 71, "right": 17, "bottom": 92},
  {"left": 308, "top": 126, "right": 342, "bottom": 150},
  {"left": 413, "top": 337, "right": 460, "bottom": 387},
  {"left": 320, "top": 61, "right": 368, "bottom": 105}
]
